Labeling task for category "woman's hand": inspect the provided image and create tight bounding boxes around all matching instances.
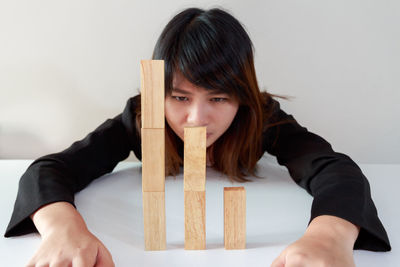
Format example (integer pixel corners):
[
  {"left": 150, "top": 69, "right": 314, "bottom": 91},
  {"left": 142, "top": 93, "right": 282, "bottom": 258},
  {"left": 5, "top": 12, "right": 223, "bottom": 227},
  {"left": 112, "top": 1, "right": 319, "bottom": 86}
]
[
  {"left": 26, "top": 225, "right": 114, "bottom": 267},
  {"left": 271, "top": 215, "right": 360, "bottom": 267},
  {"left": 26, "top": 202, "right": 114, "bottom": 267}
]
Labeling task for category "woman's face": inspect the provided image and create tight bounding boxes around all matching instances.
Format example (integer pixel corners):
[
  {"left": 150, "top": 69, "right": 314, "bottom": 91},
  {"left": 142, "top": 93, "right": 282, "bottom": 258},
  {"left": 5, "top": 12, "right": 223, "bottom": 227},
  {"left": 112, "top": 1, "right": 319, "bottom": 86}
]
[{"left": 165, "top": 72, "right": 239, "bottom": 148}]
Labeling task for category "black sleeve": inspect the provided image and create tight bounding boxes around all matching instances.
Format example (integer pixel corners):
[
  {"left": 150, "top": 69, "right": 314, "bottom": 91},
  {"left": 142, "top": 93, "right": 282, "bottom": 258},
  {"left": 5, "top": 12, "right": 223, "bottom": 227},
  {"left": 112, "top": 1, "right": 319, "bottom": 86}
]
[
  {"left": 4, "top": 96, "right": 142, "bottom": 237},
  {"left": 262, "top": 98, "right": 391, "bottom": 251}
]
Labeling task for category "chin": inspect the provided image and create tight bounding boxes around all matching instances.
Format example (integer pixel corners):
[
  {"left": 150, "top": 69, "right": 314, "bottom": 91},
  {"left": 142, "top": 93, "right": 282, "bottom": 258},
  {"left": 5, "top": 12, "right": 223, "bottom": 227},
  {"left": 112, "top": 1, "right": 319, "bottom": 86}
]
[{"left": 206, "top": 139, "right": 217, "bottom": 148}]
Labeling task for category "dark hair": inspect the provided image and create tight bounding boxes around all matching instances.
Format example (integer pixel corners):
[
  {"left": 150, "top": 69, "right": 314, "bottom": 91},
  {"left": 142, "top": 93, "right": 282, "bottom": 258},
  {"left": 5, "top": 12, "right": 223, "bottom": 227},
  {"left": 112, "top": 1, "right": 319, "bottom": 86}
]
[{"left": 136, "top": 7, "right": 288, "bottom": 181}]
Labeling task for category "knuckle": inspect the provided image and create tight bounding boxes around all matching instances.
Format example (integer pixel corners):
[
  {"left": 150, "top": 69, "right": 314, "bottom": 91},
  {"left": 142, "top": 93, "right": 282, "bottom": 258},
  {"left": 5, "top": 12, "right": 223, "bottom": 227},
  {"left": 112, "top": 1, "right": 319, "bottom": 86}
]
[
  {"left": 75, "top": 246, "right": 94, "bottom": 256},
  {"left": 289, "top": 252, "right": 309, "bottom": 264}
]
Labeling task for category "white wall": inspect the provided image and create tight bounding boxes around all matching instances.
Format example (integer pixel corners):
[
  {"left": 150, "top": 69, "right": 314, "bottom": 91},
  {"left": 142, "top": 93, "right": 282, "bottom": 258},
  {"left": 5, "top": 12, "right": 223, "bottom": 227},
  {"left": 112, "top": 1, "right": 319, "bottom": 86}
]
[{"left": 0, "top": 0, "right": 399, "bottom": 164}]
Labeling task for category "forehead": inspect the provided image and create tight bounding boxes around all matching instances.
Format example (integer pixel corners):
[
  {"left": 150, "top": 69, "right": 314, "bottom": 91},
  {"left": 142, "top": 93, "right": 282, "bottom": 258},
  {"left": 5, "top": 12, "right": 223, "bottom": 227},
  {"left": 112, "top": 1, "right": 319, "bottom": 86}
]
[
  {"left": 172, "top": 72, "right": 226, "bottom": 95},
  {"left": 171, "top": 87, "right": 227, "bottom": 97},
  {"left": 172, "top": 72, "right": 194, "bottom": 87}
]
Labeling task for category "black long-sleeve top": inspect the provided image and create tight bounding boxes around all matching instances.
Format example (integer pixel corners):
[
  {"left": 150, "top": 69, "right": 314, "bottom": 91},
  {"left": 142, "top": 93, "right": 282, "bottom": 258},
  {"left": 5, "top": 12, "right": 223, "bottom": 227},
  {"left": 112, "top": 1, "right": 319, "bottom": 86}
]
[{"left": 4, "top": 95, "right": 391, "bottom": 251}]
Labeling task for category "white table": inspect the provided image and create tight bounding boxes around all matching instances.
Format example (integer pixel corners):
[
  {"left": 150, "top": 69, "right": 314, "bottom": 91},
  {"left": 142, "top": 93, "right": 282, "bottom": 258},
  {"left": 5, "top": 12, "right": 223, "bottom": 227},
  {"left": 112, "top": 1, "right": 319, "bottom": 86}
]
[{"left": 0, "top": 156, "right": 398, "bottom": 266}]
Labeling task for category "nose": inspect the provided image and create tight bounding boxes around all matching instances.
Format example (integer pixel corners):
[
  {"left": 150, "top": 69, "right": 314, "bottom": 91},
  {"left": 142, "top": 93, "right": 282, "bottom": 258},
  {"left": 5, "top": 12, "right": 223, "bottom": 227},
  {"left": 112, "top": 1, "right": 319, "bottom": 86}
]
[{"left": 186, "top": 102, "right": 209, "bottom": 127}]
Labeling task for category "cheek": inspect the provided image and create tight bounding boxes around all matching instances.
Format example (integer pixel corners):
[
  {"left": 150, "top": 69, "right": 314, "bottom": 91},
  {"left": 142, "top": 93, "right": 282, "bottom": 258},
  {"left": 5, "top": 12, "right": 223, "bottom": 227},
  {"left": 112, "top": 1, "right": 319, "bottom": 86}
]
[
  {"left": 165, "top": 101, "right": 185, "bottom": 136},
  {"left": 165, "top": 99, "right": 177, "bottom": 120},
  {"left": 217, "top": 105, "right": 239, "bottom": 127}
]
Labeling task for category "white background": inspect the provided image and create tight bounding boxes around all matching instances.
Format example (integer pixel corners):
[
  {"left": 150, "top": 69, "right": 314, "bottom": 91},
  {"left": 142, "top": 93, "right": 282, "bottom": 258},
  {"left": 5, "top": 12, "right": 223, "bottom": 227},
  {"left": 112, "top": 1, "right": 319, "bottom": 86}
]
[{"left": 1, "top": 0, "right": 399, "bottom": 163}]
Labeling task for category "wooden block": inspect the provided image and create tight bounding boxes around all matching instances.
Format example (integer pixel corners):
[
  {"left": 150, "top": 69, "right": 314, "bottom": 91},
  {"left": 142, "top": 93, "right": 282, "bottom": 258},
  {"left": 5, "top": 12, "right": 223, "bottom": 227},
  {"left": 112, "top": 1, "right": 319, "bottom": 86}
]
[
  {"left": 184, "top": 191, "right": 206, "bottom": 250},
  {"left": 141, "top": 128, "right": 165, "bottom": 192},
  {"left": 140, "top": 60, "right": 165, "bottom": 129},
  {"left": 224, "top": 187, "right": 246, "bottom": 249},
  {"left": 142, "top": 191, "right": 166, "bottom": 250},
  {"left": 183, "top": 127, "right": 206, "bottom": 191}
]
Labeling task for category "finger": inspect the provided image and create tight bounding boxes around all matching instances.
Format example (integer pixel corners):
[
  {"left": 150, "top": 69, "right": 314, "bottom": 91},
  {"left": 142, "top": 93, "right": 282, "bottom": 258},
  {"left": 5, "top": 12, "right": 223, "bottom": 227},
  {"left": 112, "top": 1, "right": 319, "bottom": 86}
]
[
  {"left": 26, "top": 257, "right": 49, "bottom": 267},
  {"left": 26, "top": 261, "right": 49, "bottom": 267},
  {"left": 94, "top": 245, "right": 115, "bottom": 267},
  {"left": 52, "top": 259, "right": 72, "bottom": 267},
  {"left": 271, "top": 250, "right": 286, "bottom": 267},
  {"left": 26, "top": 249, "right": 43, "bottom": 267},
  {"left": 73, "top": 252, "right": 97, "bottom": 267},
  {"left": 25, "top": 259, "right": 37, "bottom": 267}
]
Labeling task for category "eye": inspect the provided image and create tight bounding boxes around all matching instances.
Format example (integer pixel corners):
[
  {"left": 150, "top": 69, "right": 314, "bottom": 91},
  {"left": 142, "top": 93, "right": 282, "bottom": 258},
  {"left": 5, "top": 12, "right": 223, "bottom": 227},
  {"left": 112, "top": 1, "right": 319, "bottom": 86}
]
[
  {"left": 211, "top": 97, "right": 227, "bottom": 103},
  {"left": 172, "top": 96, "right": 189, "bottom": 102}
]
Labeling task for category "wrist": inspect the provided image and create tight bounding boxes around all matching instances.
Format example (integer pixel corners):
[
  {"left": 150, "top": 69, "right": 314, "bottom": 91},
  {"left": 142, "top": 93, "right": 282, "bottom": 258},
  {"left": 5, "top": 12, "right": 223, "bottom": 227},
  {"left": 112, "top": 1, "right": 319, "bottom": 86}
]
[
  {"left": 305, "top": 215, "right": 360, "bottom": 249},
  {"left": 31, "top": 202, "right": 88, "bottom": 237}
]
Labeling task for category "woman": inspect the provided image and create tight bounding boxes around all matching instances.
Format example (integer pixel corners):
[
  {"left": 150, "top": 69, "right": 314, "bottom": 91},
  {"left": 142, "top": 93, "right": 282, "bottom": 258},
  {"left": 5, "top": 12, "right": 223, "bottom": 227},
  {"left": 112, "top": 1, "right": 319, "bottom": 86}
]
[{"left": 5, "top": 7, "right": 390, "bottom": 267}]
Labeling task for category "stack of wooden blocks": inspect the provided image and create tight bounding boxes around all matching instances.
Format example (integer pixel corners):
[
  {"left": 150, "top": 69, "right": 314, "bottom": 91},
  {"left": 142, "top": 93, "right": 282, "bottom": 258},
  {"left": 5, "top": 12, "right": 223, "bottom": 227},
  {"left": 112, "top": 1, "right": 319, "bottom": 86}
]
[
  {"left": 184, "top": 126, "right": 207, "bottom": 250},
  {"left": 141, "top": 60, "right": 166, "bottom": 251},
  {"left": 140, "top": 60, "right": 246, "bottom": 251}
]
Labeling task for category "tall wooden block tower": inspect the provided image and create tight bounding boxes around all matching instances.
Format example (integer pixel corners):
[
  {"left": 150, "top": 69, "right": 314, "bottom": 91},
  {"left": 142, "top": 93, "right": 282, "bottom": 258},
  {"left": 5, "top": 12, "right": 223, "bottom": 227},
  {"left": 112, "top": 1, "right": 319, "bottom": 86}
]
[{"left": 141, "top": 60, "right": 166, "bottom": 250}]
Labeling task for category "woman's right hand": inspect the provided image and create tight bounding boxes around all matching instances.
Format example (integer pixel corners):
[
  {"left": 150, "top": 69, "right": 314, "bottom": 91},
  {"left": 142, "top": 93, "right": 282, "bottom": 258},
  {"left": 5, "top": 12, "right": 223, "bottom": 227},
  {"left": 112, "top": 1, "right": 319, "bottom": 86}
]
[{"left": 26, "top": 202, "right": 115, "bottom": 267}]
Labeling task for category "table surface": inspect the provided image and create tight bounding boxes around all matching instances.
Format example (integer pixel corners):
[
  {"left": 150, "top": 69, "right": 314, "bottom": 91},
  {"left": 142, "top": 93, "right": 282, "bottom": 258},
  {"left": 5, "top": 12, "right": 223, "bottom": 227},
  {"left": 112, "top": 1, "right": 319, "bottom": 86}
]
[{"left": 0, "top": 156, "right": 398, "bottom": 266}]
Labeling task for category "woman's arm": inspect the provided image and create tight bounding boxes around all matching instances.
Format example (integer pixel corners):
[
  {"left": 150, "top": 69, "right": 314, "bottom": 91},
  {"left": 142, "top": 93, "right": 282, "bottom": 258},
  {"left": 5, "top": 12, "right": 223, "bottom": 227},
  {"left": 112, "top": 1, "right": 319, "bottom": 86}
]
[
  {"left": 5, "top": 96, "right": 141, "bottom": 266},
  {"left": 262, "top": 98, "right": 390, "bottom": 252},
  {"left": 5, "top": 96, "right": 141, "bottom": 237}
]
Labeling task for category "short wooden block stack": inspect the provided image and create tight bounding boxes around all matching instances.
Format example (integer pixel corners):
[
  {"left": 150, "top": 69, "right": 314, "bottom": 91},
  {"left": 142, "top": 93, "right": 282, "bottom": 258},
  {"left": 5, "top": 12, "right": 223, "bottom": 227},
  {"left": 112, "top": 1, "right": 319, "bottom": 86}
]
[
  {"left": 184, "top": 127, "right": 207, "bottom": 250},
  {"left": 224, "top": 187, "right": 246, "bottom": 249},
  {"left": 141, "top": 60, "right": 166, "bottom": 250}
]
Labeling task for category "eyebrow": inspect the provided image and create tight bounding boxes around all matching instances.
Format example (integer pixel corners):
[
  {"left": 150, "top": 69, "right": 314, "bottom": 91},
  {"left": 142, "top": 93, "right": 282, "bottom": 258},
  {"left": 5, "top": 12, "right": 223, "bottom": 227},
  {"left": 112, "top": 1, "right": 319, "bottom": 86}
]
[{"left": 172, "top": 87, "right": 227, "bottom": 95}]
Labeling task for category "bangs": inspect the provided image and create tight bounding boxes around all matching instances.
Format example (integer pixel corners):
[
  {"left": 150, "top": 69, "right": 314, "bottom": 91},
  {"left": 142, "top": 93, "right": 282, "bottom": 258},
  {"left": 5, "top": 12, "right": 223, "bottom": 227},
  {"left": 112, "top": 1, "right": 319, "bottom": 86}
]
[
  {"left": 153, "top": 9, "right": 252, "bottom": 102},
  {"left": 153, "top": 8, "right": 253, "bottom": 103},
  {"left": 173, "top": 18, "right": 242, "bottom": 98}
]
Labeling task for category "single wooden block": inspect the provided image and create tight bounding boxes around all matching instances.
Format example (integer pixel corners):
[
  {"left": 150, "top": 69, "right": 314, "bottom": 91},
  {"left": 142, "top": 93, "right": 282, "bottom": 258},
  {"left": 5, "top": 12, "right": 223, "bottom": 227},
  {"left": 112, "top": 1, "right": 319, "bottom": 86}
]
[
  {"left": 184, "top": 190, "right": 206, "bottom": 250},
  {"left": 183, "top": 127, "right": 206, "bottom": 191},
  {"left": 141, "top": 128, "right": 165, "bottom": 192},
  {"left": 140, "top": 60, "right": 165, "bottom": 129},
  {"left": 224, "top": 187, "right": 246, "bottom": 249},
  {"left": 143, "top": 191, "right": 166, "bottom": 250}
]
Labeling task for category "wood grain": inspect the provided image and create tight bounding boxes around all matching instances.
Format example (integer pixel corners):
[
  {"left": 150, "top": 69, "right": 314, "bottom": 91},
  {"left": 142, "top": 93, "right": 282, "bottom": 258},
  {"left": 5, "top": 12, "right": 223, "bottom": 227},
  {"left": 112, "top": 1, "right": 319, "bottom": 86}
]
[
  {"left": 140, "top": 60, "right": 165, "bottom": 129},
  {"left": 141, "top": 128, "right": 165, "bottom": 192},
  {"left": 183, "top": 127, "right": 206, "bottom": 191},
  {"left": 143, "top": 191, "right": 166, "bottom": 250},
  {"left": 184, "top": 190, "right": 206, "bottom": 250},
  {"left": 224, "top": 187, "right": 246, "bottom": 249}
]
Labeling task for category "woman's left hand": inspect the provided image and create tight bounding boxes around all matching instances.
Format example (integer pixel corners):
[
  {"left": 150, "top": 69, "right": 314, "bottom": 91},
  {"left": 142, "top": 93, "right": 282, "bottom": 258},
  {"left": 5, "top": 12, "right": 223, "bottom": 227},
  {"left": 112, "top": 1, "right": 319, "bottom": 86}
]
[{"left": 271, "top": 215, "right": 359, "bottom": 267}]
